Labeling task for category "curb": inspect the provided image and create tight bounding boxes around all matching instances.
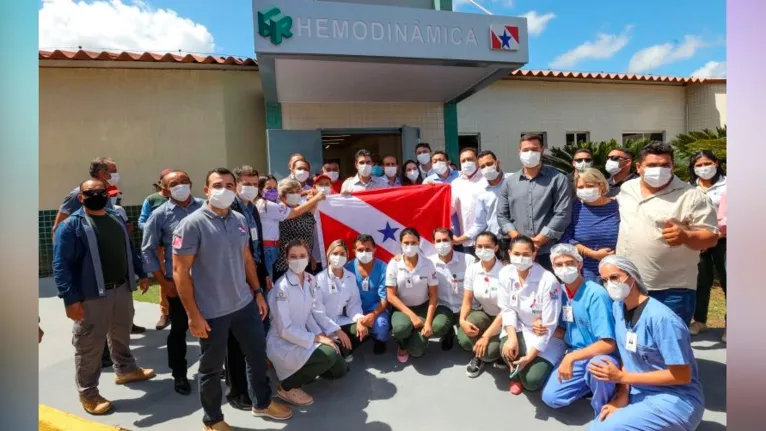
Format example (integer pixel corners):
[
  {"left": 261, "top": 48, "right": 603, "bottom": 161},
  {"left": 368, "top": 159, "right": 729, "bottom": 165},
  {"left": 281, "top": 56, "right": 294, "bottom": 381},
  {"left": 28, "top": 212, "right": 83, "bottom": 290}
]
[{"left": 39, "top": 405, "right": 130, "bottom": 431}]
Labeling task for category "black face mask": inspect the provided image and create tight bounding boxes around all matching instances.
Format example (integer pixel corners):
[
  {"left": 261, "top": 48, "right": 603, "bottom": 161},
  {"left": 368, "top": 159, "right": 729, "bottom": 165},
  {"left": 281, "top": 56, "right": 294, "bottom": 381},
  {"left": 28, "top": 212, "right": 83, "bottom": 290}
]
[{"left": 82, "top": 192, "right": 109, "bottom": 211}]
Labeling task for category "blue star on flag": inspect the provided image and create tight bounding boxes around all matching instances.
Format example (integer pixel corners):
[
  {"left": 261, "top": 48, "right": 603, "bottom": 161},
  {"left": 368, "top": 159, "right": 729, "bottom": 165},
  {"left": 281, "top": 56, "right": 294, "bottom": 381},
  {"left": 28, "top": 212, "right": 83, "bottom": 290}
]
[
  {"left": 499, "top": 30, "right": 512, "bottom": 49},
  {"left": 378, "top": 222, "right": 399, "bottom": 243}
]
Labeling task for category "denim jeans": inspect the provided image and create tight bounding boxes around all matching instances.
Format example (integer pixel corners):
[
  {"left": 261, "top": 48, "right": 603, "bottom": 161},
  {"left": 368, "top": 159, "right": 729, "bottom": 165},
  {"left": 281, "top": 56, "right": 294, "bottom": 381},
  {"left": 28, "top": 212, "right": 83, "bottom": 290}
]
[{"left": 649, "top": 288, "right": 696, "bottom": 326}]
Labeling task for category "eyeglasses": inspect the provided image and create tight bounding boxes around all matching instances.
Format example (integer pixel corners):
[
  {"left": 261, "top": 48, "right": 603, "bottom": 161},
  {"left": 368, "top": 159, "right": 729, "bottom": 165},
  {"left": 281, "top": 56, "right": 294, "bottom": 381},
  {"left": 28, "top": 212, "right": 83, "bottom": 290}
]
[
  {"left": 607, "top": 155, "right": 628, "bottom": 162},
  {"left": 81, "top": 189, "right": 107, "bottom": 198},
  {"left": 573, "top": 158, "right": 593, "bottom": 163},
  {"left": 599, "top": 274, "right": 627, "bottom": 285}
]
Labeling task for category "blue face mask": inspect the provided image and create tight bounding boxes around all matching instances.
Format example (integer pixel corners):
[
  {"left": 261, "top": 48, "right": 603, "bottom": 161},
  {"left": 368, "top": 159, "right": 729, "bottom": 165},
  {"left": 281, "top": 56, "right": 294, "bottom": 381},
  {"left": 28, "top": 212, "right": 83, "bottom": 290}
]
[
  {"left": 371, "top": 165, "right": 384, "bottom": 177},
  {"left": 264, "top": 189, "right": 279, "bottom": 202}
]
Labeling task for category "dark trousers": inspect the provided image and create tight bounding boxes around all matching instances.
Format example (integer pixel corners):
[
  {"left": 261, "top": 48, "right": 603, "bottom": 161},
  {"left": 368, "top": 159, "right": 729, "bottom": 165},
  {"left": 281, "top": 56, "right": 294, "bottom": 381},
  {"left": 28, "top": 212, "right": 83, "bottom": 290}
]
[
  {"left": 167, "top": 297, "right": 189, "bottom": 378},
  {"left": 199, "top": 300, "right": 271, "bottom": 426},
  {"left": 536, "top": 253, "right": 553, "bottom": 273},
  {"left": 649, "top": 289, "right": 696, "bottom": 326},
  {"left": 498, "top": 238, "right": 511, "bottom": 263},
  {"left": 695, "top": 238, "right": 727, "bottom": 324},
  {"left": 225, "top": 330, "right": 248, "bottom": 400}
]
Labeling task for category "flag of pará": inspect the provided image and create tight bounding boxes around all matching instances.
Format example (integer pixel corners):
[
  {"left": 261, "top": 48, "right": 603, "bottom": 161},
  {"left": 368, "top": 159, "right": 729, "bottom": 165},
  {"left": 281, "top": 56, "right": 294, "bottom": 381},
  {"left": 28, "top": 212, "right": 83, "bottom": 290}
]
[
  {"left": 489, "top": 25, "right": 520, "bottom": 51},
  {"left": 314, "top": 184, "right": 452, "bottom": 267}
]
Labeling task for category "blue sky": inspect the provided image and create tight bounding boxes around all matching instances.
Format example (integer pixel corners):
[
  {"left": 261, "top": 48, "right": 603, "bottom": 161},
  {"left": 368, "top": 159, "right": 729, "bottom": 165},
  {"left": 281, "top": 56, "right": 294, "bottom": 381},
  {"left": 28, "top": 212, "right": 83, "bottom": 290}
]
[{"left": 38, "top": 0, "right": 726, "bottom": 77}]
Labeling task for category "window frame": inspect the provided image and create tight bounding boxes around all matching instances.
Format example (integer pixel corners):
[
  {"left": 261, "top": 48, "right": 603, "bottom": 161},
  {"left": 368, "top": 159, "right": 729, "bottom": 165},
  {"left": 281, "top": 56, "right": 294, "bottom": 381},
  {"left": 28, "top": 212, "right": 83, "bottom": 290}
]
[
  {"left": 565, "top": 131, "right": 590, "bottom": 146},
  {"left": 621, "top": 131, "right": 666, "bottom": 143}
]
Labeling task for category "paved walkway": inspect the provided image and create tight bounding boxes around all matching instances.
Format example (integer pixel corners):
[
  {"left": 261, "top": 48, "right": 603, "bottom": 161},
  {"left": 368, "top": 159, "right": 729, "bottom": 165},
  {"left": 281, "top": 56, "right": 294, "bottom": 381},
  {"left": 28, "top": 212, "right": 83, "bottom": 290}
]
[{"left": 39, "top": 278, "right": 727, "bottom": 430}]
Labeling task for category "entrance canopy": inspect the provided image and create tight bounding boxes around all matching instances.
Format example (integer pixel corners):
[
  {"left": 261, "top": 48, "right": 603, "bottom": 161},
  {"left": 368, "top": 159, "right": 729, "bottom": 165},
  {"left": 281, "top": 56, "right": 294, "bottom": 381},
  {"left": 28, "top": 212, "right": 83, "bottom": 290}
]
[{"left": 253, "top": 0, "right": 529, "bottom": 104}]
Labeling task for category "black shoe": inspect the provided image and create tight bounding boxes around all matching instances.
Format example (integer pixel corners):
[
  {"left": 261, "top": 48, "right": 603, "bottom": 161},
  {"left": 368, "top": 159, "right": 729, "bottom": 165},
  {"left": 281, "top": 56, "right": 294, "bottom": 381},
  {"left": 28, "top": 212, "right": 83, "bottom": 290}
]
[
  {"left": 493, "top": 358, "right": 508, "bottom": 369},
  {"left": 131, "top": 324, "right": 146, "bottom": 334},
  {"left": 101, "top": 359, "right": 113, "bottom": 368},
  {"left": 441, "top": 327, "right": 455, "bottom": 351},
  {"left": 174, "top": 376, "right": 191, "bottom": 395},
  {"left": 466, "top": 356, "right": 484, "bottom": 378},
  {"left": 227, "top": 394, "right": 253, "bottom": 411},
  {"left": 373, "top": 340, "right": 387, "bottom": 355}
]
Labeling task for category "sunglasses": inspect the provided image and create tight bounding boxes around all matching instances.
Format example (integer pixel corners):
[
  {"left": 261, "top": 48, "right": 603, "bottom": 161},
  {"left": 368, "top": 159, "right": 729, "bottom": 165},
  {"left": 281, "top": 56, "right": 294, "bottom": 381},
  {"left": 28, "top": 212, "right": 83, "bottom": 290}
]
[
  {"left": 607, "top": 155, "right": 628, "bottom": 162},
  {"left": 573, "top": 158, "right": 593, "bottom": 163},
  {"left": 81, "top": 189, "right": 107, "bottom": 198}
]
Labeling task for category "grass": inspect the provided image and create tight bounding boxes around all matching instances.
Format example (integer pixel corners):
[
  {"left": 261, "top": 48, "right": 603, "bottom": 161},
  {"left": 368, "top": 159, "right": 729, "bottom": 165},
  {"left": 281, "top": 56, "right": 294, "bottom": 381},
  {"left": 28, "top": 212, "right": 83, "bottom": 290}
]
[{"left": 132, "top": 282, "right": 161, "bottom": 305}]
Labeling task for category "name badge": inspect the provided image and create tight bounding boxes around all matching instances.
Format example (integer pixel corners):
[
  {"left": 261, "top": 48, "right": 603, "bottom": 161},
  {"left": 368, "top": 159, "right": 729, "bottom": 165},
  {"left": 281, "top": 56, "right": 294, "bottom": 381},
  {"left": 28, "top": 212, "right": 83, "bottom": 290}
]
[
  {"left": 250, "top": 227, "right": 259, "bottom": 241},
  {"left": 510, "top": 292, "right": 519, "bottom": 308},
  {"left": 405, "top": 277, "right": 414, "bottom": 289},
  {"left": 625, "top": 331, "right": 638, "bottom": 353},
  {"left": 330, "top": 281, "right": 339, "bottom": 294},
  {"left": 562, "top": 305, "right": 574, "bottom": 322},
  {"left": 362, "top": 278, "right": 369, "bottom": 292},
  {"left": 451, "top": 276, "right": 460, "bottom": 294}
]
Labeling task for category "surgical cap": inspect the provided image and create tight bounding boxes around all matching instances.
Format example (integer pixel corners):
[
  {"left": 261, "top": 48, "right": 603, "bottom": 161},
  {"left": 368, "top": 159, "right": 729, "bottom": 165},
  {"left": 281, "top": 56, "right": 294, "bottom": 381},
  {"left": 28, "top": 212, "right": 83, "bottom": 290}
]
[
  {"left": 549, "top": 243, "right": 583, "bottom": 263},
  {"left": 598, "top": 255, "right": 648, "bottom": 294}
]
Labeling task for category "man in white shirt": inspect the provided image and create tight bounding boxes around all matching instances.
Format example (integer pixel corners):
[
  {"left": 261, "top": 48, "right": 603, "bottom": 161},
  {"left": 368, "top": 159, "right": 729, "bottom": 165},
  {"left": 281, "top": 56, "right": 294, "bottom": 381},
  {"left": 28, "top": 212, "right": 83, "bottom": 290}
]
[
  {"left": 340, "top": 149, "right": 389, "bottom": 194},
  {"left": 449, "top": 148, "right": 484, "bottom": 256}
]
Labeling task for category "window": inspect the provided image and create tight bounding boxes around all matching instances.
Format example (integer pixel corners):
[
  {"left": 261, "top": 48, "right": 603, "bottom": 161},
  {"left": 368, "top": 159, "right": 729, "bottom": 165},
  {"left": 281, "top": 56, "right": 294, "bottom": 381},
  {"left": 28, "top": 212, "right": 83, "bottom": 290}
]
[
  {"left": 622, "top": 132, "right": 665, "bottom": 143},
  {"left": 520, "top": 132, "right": 547, "bottom": 147},
  {"left": 566, "top": 132, "right": 590, "bottom": 146}
]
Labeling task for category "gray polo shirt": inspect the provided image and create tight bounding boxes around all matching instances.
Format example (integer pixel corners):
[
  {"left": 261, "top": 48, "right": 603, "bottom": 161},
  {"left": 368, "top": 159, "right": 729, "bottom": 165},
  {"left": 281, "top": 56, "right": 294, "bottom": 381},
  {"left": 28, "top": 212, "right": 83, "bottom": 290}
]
[
  {"left": 496, "top": 166, "right": 572, "bottom": 255},
  {"left": 172, "top": 204, "right": 252, "bottom": 319},
  {"left": 141, "top": 197, "right": 204, "bottom": 280}
]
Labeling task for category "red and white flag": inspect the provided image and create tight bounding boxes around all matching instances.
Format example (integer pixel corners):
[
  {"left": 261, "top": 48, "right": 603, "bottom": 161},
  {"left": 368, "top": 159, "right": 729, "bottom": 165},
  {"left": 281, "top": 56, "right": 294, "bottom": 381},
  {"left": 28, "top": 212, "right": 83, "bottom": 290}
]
[{"left": 315, "top": 184, "right": 452, "bottom": 266}]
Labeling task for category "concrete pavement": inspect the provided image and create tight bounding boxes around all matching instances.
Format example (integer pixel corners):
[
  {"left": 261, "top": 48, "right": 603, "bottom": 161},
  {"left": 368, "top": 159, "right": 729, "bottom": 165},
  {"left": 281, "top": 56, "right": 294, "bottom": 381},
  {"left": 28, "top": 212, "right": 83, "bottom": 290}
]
[{"left": 39, "top": 278, "right": 727, "bottom": 430}]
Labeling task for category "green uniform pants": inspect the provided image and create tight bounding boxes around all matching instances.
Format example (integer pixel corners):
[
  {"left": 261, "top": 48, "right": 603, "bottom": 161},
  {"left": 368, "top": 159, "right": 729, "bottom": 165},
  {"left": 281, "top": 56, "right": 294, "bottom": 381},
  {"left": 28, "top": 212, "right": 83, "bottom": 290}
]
[
  {"left": 391, "top": 302, "right": 453, "bottom": 358},
  {"left": 339, "top": 322, "right": 369, "bottom": 357},
  {"left": 456, "top": 310, "right": 501, "bottom": 362},
  {"left": 500, "top": 332, "right": 554, "bottom": 391},
  {"left": 281, "top": 344, "right": 348, "bottom": 390}
]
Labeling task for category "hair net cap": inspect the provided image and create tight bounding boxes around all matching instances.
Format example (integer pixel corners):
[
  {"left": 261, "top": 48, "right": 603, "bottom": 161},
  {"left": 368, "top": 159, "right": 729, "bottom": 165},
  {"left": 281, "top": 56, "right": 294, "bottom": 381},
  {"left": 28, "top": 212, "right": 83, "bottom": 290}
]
[
  {"left": 598, "top": 255, "right": 648, "bottom": 294},
  {"left": 550, "top": 243, "right": 583, "bottom": 263}
]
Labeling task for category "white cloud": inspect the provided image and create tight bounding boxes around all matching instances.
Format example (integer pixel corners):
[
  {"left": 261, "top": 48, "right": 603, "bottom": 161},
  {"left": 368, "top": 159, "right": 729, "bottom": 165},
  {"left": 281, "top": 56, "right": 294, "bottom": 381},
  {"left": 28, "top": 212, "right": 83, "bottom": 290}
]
[
  {"left": 453, "top": 0, "right": 514, "bottom": 13},
  {"left": 520, "top": 11, "right": 556, "bottom": 36},
  {"left": 627, "top": 35, "right": 706, "bottom": 74},
  {"left": 39, "top": 0, "right": 216, "bottom": 54},
  {"left": 550, "top": 26, "right": 632, "bottom": 70},
  {"left": 691, "top": 61, "right": 726, "bottom": 78}
]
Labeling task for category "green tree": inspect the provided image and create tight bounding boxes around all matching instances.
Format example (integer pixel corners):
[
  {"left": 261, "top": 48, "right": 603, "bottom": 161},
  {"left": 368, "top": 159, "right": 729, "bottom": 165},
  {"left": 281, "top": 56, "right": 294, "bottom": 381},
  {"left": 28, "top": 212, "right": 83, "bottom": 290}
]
[
  {"left": 543, "top": 138, "right": 651, "bottom": 175},
  {"left": 670, "top": 126, "right": 727, "bottom": 180}
]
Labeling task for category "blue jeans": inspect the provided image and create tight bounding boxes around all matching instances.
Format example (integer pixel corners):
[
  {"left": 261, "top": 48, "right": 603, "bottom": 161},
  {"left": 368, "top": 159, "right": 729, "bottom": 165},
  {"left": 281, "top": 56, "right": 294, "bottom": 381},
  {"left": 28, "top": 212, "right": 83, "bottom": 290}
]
[
  {"left": 370, "top": 310, "right": 391, "bottom": 342},
  {"left": 649, "top": 289, "right": 696, "bottom": 326},
  {"left": 199, "top": 300, "right": 272, "bottom": 426},
  {"left": 264, "top": 245, "right": 280, "bottom": 279}
]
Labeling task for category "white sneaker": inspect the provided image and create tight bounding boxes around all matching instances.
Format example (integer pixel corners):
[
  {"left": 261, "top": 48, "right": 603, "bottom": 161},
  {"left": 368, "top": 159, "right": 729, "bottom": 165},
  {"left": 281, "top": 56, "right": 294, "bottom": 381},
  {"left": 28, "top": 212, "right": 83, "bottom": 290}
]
[
  {"left": 689, "top": 321, "right": 708, "bottom": 335},
  {"left": 277, "top": 387, "right": 314, "bottom": 406}
]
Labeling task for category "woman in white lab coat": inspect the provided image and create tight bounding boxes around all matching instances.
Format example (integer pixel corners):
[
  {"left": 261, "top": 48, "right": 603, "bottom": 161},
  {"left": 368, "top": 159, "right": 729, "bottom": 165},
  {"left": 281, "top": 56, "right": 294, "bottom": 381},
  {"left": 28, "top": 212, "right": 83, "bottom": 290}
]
[
  {"left": 315, "top": 239, "right": 363, "bottom": 359},
  {"left": 267, "top": 240, "right": 349, "bottom": 407},
  {"left": 498, "top": 235, "right": 566, "bottom": 395}
]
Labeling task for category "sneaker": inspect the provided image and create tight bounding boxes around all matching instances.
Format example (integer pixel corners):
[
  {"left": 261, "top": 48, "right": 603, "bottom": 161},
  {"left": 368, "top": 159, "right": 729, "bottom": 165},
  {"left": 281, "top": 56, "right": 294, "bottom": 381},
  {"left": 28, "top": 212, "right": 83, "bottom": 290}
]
[
  {"left": 466, "top": 357, "right": 484, "bottom": 378},
  {"left": 396, "top": 346, "right": 410, "bottom": 363},
  {"left": 203, "top": 421, "right": 232, "bottom": 431},
  {"left": 345, "top": 354, "right": 354, "bottom": 363},
  {"left": 689, "top": 321, "right": 708, "bottom": 335},
  {"left": 131, "top": 324, "right": 146, "bottom": 334},
  {"left": 494, "top": 358, "right": 508, "bottom": 369},
  {"left": 373, "top": 340, "right": 387, "bottom": 355},
  {"left": 155, "top": 315, "right": 170, "bottom": 330},
  {"left": 252, "top": 399, "right": 293, "bottom": 420},
  {"left": 115, "top": 368, "right": 156, "bottom": 385},
  {"left": 277, "top": 386, "right": 314, "bottom": 407},
  {"left": 441, "top": 327, "right": 455, "bottom": 351},
  {"left": 509, "top": 380, "right": 523, "bottom": 395},
  {"left": 174, "top": 376, "right": 191, "bottom": 395},
  {"left": 80, "top": 394, "right": 113, "bottom": 415},
  {"left": 721, "top": 329, "right": 727, "bottom": 343}
]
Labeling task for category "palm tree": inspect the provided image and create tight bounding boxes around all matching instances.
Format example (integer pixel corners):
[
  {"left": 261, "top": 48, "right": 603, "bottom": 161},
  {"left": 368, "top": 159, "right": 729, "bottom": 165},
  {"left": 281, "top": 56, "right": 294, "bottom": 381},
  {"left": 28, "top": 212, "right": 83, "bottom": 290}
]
[
  {"left": 670, "top": 126, "right": 727, "bottom": 180},
  {"left": 543, "top": 138, "right": 651, "bottom": 176}
]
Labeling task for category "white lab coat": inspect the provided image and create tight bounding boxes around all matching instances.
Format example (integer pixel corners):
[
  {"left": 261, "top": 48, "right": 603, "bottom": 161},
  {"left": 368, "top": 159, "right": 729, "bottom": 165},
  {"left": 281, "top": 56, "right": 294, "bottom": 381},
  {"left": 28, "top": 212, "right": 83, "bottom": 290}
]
[
  {"left": 315, "top": 268, "right": 364, "bottom": 327},
  {"left": 266, "top": 270, "right": 341, "bottom": 381},
  {"left": 497, "top": 263, "right": 567, "bottom": 365}
]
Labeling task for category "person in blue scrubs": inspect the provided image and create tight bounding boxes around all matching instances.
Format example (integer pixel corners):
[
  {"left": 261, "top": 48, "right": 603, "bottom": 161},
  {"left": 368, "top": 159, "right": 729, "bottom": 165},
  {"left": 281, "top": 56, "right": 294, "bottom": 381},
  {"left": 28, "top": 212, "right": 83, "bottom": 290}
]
[
  {"left": 540, "top": 244, "right": 619, "bottom": 418},
  {"left": 589, "top": 255, "right": 704, "bottom": 431},
  {"left": 344, "top": 233, "right": 390, "bottom": 355}
]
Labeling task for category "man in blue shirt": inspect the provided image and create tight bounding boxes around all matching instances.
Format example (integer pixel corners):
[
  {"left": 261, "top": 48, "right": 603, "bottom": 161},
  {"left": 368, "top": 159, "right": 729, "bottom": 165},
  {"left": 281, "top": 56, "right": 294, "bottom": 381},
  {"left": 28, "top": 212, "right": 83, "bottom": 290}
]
[
  {"left": 424, "top": 151, "right": 459, "bottom": 184},
  {"left": 344, "top": 234, "right": 390, "bottom": 355},
  {"left": 141, "top": 170, "right": 203, "bottom": 395},
  {"left": 538, "top": 244, "right": 619, "bottom": 419}
]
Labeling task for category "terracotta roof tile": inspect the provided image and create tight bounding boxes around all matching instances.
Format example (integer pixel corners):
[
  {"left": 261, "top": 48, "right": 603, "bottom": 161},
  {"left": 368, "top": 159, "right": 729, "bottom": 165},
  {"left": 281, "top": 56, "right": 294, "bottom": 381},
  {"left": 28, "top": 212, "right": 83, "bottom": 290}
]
[
  {"left": 39, "top": 49, "right": 258, "bottom": 68},
  {"left": 506, "top": 69, "right": 724, "bottom": 84}
]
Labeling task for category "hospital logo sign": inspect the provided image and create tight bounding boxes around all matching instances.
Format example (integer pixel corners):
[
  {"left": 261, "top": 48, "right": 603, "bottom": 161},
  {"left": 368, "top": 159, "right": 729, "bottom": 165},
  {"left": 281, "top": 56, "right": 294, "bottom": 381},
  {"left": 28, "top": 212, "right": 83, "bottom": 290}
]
[
  {"left": 489, "top": 25, "right": 520, "bottom": 51},
  {"left": 257, "top": 7, "right": 293, "bottom": 45}
]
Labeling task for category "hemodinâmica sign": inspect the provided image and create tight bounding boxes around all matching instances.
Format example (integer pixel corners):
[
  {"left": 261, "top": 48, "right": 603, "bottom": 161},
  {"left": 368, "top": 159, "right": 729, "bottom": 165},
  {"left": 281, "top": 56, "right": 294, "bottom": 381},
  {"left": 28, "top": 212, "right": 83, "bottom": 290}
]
[{"left": 253, "top": 0, "right": 528, "bottom": 65}]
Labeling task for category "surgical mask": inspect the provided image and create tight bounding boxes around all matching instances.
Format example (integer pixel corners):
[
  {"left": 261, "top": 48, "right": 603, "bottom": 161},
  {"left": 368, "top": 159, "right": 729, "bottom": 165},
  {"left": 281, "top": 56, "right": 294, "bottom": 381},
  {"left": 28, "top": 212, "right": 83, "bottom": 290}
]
[
  {"left": 82, "top": 194, "right": 109, "bottom": 211},
  {"left": 371, "top": 165, "right": 384, "bottom": 177},
  {"left": 384, "top": 166, "right": 398, "bottom": 178},
  {"left": 285, "top": 193, "right": 302, "bottom": 207},
  {"left": 402, "top": 244, "right": 419, "bottom": 257},
  {"left": 481, "top": 165, "right": 499, "bottom": 181},
  {"left": 356, "top": 251, "right": 373, "bottom": 264},
  {"left": 475, "top": 248, "right": 496, "bottom": 262},
  {"left": 642, "top": 167, "right": 673, "bottom": 188},
  {"left": 574, "top": 161, "right": 592, "bottom": 172},
  {"left": 329, "top": 254, "right": 347, "bottom": 269},
  {"left": 357, "top": 163, "right": 372, "bottom": 177},
  {"left": 406, "top": 169, "right": 420, "bottom": 182},
  {"left": 239, "top": 185, "right": 258, "bottom": 202},
  {"left": 170, "top": 184, "right": 191, "bottom": 202},
  {"left": 510, "top": 255, "right": 534, "bottom": 271},
  {"left": 416, "top": 152, "right": 431, "bottom": 165},
  {"left": 576, "top": 187, "right": 601, "bottom": 203},
  {"left": 108, "top": 173, "right": 120, "bottom": 185},
  {"left": 317, "top": 186, "right": 332, "bottom": 195},
  {"left": 434, "top": 242, "right": 452, "bottom": 256},
  {"left": 461, "top": 161, "right": 477, "bottom": 176},
  {"left": 264, "top": 189, "right": 278, "bottom": 202},
  {"left": 294, "top": 169, "right": 309, "bottom": 183},
  {"left": 694, "top": 165, "right": 717, "bottom": 180},
  {"left": 433, "top": 161, "right": 448, "bottom": 175},
  {"left": 289, "top": 258, "right": 309, "bottom": 274},
  {"left": 519, "top": 151, "right": 541, "bottom": 168},
  {"left": 605, "top": 160, "right": 622, "bottom": 175},
  {"left": 554, "top": 266, "right": 580, "bottom": 284},
  {"left": 209, "top": 188, "right": 236, "bottom": 209},
  {"left": 606, "top": 280, "right": 631, "bottom": 302},
  {"left": 326, "top": 171, "right": 340, "bottom": 182}
]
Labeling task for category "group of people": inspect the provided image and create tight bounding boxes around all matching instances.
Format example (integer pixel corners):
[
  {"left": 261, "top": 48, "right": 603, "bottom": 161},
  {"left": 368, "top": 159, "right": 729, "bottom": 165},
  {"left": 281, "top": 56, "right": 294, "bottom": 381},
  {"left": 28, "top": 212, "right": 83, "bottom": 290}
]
[{"left": 49, "top": 133, "right": 726, "bottom": 431}]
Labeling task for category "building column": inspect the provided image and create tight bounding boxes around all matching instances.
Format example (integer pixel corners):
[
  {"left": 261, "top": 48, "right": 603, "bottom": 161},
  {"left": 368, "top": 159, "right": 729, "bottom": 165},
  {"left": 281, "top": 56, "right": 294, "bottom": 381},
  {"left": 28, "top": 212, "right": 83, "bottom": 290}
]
[{"left": 443, "top": 102, "right": 459, "bottom": 163}]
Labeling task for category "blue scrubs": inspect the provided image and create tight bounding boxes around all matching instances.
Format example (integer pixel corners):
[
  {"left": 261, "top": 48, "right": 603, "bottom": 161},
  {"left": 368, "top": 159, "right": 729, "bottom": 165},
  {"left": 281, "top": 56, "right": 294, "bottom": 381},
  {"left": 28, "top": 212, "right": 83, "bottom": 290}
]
[
  {"left": 345, "top": 258, "right": 391, "bottom": 341},
  {"left": 590, "top": 298, "right": 704, "bottom": 431},
  {"left": 542, "top": 280, "right": 618, "bottom": 417}
]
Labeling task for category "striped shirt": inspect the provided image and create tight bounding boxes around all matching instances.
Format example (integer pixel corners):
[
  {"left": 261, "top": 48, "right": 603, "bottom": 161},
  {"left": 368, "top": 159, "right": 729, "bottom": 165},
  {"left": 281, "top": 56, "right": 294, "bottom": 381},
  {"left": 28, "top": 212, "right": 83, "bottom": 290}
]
[{"left": 561, "top": 200, "right": 620, "bottom": 281}]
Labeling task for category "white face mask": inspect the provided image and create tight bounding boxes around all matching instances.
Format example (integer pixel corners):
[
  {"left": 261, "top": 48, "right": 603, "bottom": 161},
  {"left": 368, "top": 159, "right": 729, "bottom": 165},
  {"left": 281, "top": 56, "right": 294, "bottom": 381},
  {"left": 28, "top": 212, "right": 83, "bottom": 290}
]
[
  {"left": 510, "top": 255, "right": 534, "bottom": 271},
  {"left": 170, "top": 184, "right": 191, "bottom": 202},
  {"left": 461, "top": 161, "right": 477, "bottom": 176},
  {"left": 606, "top": 280, "right": 632, "bottom": 302},
  {"left": 554, "top": 266, "right": 580, "bottom": 284},
  {"left": 605, "top": 160, "right": 622, "bottom": 175},
  {"left": 432, "top": 161, "right": 448, "bottom": 175},
  {"left": 416, "top": 153, "right": 431, "bottom": 165},
  {"left": 576, "top": 187, "right": 601, "bottom": 203},
  {"left": 434, "top": 242, "right": 452, "bottom": 256},
  {"left": 239, "top": 185, "right": 258, "bottom": 202},
  {"left": 357, "top": 163, "right": 372, "bottom": 177},
  {"left": 574, "top": 161, "right": 592, "bottom": 172},
  {"left": 519, "top": 151, "right": 541, "bottom": 168},
  {"left": 384, "top": 166, "right": 398, "bottom": 178},
  {"left": 285, "top": 193, "right": 302, "bottom": 207},
  {"left": 108, "top": 173, "right": 120, "bottom": 185},
  {"left": 329, "top": 254, "right": 347, "bottom": 269},
  {"left": 642, "top": 167, "right": 673, "bottom": 188},
  {"left": 326, "top": 171, "right": 340, "bottom": 182},
  {"left": 209, "top": 188, "right": 236, "bottom": 209},
  {"left": 694, "top": 165, "right": 717, "bottom": 180},
  {"left": 317, "top": 186, "right": 332, "bottom": 195},
  {"left": 402, "top": 244, "right": 419, "bottom": 257},
  {"left": 481, "top": 165, "right": 500, "bottom": 181},
  {"left": 356, "top": 251, "right": 373, "bottom": 264},
  {"left": 406, "top": 169, "right": 420, "bottom": 182},
  {"left": 294, "top": 169, "right": 309, "bottom": 183},
  {"left": 475, "top": 248, "right": 496, "bottom": 262},
  {"left": 289, "top": 258, "right": 309, "bottom": 274}
]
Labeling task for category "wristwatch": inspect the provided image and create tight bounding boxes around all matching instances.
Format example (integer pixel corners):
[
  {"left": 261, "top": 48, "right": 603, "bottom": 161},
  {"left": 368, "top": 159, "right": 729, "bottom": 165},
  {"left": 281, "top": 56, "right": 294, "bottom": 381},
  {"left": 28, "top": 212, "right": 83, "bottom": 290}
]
[{"left": 253, "top": 287, "right": 264, "bottom": 296}]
